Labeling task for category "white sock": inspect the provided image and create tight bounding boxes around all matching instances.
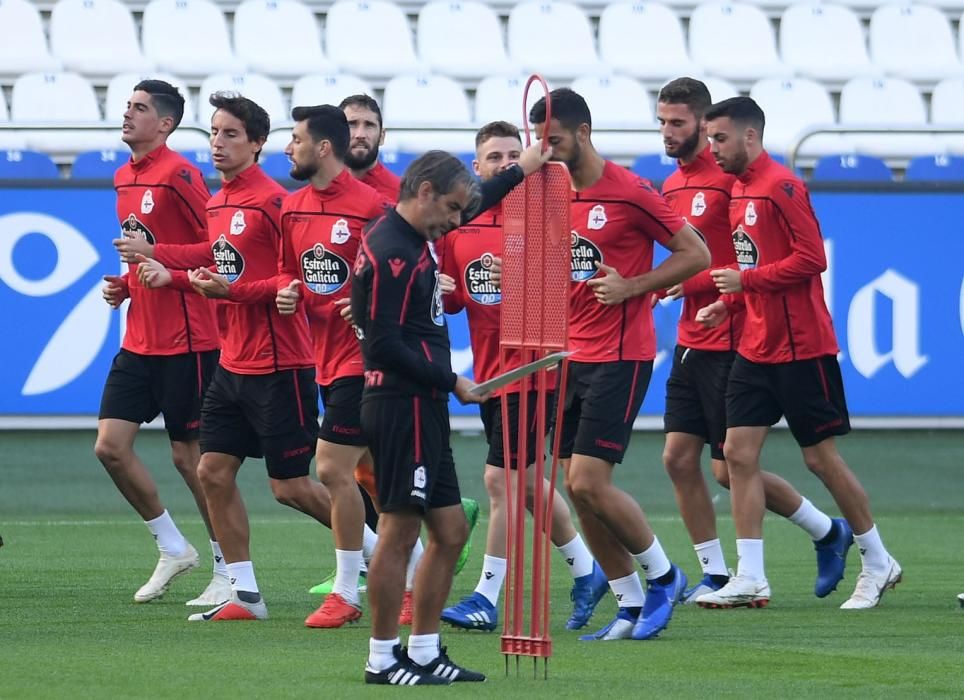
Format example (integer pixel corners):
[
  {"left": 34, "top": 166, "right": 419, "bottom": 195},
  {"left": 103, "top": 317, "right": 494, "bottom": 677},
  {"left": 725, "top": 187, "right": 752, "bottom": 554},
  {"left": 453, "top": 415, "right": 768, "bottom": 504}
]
[
  {"left": 632, "top": 536, "right": 671, "bottom": 580},
  {"left": 788, "top": 497, "right": 833, "bottom": 541},
  {"left": 145, "top": 510, "right": 187, "bottom": 556},
  {"left": 368, "top": 637, "right": 400, "bottom": 673},
  {"left": 608, "top": 572, "right": 646, "bottom": 608},
  {"left": 405, "top": 538, "right": 424, "bottom": 591},
  {"left": 362, "top": 525, "right": 378, "bottom": 563},
  {"left": 407, "top": 633, "right": 440, "bottom": 666},
  {"left": 854, "top": 525, "right": 891, "bottom": 573},
  {"left": 226, "top": 560, "right": 259, "bottom": 594},
  {"left": 333, "top": 549, "right": 363, "bottom": 604},
  {"left": 736, "top": 539, "right": 765, "bottom": 581},
  {"left": 475, "top": 554, "right": 507, "bottom": 605},
  {"left": 694, "top": 539, "right": 728, "bottom": 577},
  {"left": 555, "top": 534, "right": 594, "bottom": 579},
  {"left": 210, "top": 540, "right": 228, "bottom": 577}
]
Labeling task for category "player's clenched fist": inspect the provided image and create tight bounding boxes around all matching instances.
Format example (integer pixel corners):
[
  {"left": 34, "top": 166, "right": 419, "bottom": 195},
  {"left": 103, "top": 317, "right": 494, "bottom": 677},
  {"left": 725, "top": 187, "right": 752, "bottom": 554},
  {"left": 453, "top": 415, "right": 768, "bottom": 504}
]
[
  {"left": 102, "top": 274, "right": 129, "bottom": 308},
  {"left": 134, "top": 254, "right": 172, "bottom": 289},
  {"left": 276, "top": 279, "right": 302, "bottom": 315}
]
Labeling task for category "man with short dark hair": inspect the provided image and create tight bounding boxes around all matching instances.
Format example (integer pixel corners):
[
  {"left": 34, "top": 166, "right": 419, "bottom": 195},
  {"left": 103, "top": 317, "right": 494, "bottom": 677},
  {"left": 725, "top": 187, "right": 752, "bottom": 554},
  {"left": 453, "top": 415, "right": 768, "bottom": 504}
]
[
  {"left": 137, "top": 93, "right": 335, "bottom": 622},
  {"left": 656, "top": 78, "right": 851, "bottom": 604},
  {"left": 695, "top": 96, "right": 900, "bottom": 610},
  {"left": 530, "top": 88, "right": 709, "bottom": 641},
  {"left": 352, "top": 145, "right": 549, "bottom": 685},
  {"left": 340, "top": 94, "right": 400, "bottom": 201},
  {"left": 438, "top": 120, "right": 607, "bottom": 633},
  {"left": 274, "top": 104, "right": 387, "bottom": 628},
  {"left": 97, "top": 79, "right": 224, "bottom": 607}
]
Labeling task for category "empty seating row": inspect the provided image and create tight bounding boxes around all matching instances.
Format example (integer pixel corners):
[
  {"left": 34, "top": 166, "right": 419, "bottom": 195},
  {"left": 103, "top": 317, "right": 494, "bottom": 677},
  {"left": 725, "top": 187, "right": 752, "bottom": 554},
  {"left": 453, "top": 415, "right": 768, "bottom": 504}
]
[
  {"left": 2, "top": 70, "right": 962, "bottom": 157},
  {"left": 2, "top": 0, "right": 964, "bottom": 87}
]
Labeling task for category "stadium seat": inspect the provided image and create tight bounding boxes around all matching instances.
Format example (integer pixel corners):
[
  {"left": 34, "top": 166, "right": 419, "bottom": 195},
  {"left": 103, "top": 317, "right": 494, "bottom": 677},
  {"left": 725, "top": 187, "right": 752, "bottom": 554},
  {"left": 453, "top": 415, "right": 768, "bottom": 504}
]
[
  {"left": 905, "top": 154, "right": 964, "bottom": 180},
  {"left": 780, "top": 3, "right": 877, "bottom": 83},
  {"left": 290, "top": 74, "right": 375, "bottom": 111},
  {"left": 688, "top": 3, "right": 790, "bottom": 83},
  {"left": 417, "top": 1, "right": 515, "bottom": 80},
  {"left": 0, "top": 0, "right": 61, "bottom": 80},
  {"left": 197, "top": 73, "right": 287, "bottom": 127},
  {"left": 570, "top": 75, "right": 661, "bottom": 156},
  {"left": 326, "top": 1, "right": 421, "bottom": 79},
  {"left": 0, "top": 150, "right": 59, "bottom": 179},
  {"left": 631, "top": 154, "right": 676, "bottom": 183},
  {"left": 474, "top": 75, "right": 547, "bottom": 129},
  {"left": 869, "top": 4, "right": 964, "bottom": 82},
  {"left": 380, "top": 150, "right": 418, "bottom": 176},
  {"left": 930, "top": 78, "right": 964, "bottom": 153},
  {"left": 49, "top": 0, "right": 154, "bottom": 79},
  {"left": 838, "top": 77, "right": 938, "bottom": 157},
  {"left": 105, "top": 72, "right": 196, "bottom": 125},
  {"left": 142, "top": 0, "right": 243, "bottom": 79},
  {"left": 507, "top": 1, "right": 609, "bottom": 79},
  {"left": 234, "top": 0, "right": 335, "bottom": 79},
  {"left": 180, "top": 150, "right": 217, "bottom": 177},
  {"left": 10, "top": 72, "right": 117, "bottom": 153},
  {"left": 260, "top": 152, "right": 294, "bottom": 180},
  {"left": 697, "top": 77, "right": 740, "bottom": 102},
  {"left": 71, "top": 149, "right": 126, "bottom": 178},
  {"left": 812, "top": 154, "right": 893, "bottom": 181},
  {"left": 749, "top": 78, "right": 848, "bottom": 158},
  {"left": 597, "top": 2, "right": 701, "bottom": 82},
  {"left": 381, "top": 75, "right": 472, "bottom": 152}
]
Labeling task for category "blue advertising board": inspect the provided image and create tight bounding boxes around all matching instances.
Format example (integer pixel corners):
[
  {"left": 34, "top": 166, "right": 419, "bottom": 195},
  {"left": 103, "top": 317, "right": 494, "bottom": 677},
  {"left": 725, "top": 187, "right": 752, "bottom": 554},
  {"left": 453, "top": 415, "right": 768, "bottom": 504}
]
[{"left": 1, "top": 186, "right": 962, "bottom": 417}]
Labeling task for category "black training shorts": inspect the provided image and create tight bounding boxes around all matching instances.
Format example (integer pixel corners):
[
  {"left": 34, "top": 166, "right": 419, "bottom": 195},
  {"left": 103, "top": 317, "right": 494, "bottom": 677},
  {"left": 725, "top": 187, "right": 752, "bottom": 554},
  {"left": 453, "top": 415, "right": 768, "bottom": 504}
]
[{"left": 664, "top": 346, "right": 734, "bottom": 460}]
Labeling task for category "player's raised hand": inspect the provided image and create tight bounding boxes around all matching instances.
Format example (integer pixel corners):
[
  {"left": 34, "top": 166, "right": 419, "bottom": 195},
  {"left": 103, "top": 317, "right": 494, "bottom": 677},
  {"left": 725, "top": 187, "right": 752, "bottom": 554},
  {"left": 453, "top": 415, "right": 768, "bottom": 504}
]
[
  {"left": 695, "top": 300, "right": 729, "bottom": 328},
  {"left": 487, "top": 256, "right": 502, "bottom": 289},
  {"left": 438, "top": 273, "right": 456, "bottom": 295},
  {"left": 112, "top": 230, "right": 154, "bottom": 263},
  {"left": 711, "top": 268, "right": 742, "bottom": 294},
  {"left": 134, "top": 254, "right": 172, "bottom": 289},
  {"left": 587, "top": 262, "right": 632, "bottom": 305},
  {"left": 189, "top": 267, "right": 231, "bottom": 299},
  {"left": 517, "top": 140, "right": 554, "bottom": 175},
  {"left": 102, "top": 274, "right": 129, "bottom": 308},
  {"left": 276, "top": 279, "right": 301, "bottom": 315},
  {"left": 453, "top": 375, "right": 488, "bottom": 405},
  {"left": 334, "top": 297, "right": 353, "bottom": 324}
]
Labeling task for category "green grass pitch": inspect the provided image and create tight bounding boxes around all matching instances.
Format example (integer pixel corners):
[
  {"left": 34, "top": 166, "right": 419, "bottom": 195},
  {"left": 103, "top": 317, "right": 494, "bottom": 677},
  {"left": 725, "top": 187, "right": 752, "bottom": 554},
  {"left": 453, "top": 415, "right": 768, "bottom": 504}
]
[{"left": 1, "top": 429, "right": 963, "bottom": 697}]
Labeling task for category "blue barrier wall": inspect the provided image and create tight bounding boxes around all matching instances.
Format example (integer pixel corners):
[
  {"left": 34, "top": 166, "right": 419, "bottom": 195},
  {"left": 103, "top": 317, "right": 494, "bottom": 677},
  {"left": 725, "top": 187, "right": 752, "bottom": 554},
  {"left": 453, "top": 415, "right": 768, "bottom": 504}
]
[{"left": 1, "top": 185, "right": 962, "bottom": 416}]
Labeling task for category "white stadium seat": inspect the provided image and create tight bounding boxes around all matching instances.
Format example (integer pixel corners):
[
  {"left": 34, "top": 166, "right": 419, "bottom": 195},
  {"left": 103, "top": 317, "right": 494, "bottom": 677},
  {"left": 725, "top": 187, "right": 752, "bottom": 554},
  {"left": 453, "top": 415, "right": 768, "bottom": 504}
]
[
  {"left": 570, "top": 75, "right": 661, "bottom": 156},
  {"left": 142, "top": 0, "right": 244, "bottom": 78},
  {"left": 838, "top": 77, "right": 938, "bottom": 157},
  {"left": 749, "top": 78, "right": 849, "bottom": 158},
  {"left": 325, "top": 0, "right": 421, "bottom": 79},
  {"left": 780, "top": 3, "right": 878, "bottom": 83},
  {"left": 869, "top": 4, "right": 964, "bottom": 82},
  {"left": 473, "top": 75, "right": 547, "bottom": 128},
  {"left": 699, "top": 77, "right": 740, "bottom": 102},
  {"left": 234, "top": 0, "right": 334, "bottom": 79},
  {"left": 598, "top": 2, "right": 701, "bottom": 82},
  {"left": 688, "top": 3, "right": 790, "bottom": 83},
  {"left": 10, "top": 72, "right": 119, "bottom": 152},
  {"left": 417, "top": 1, "right": 515, "bottom": 80},
  {"left": 0, "top": 89, "right": 26, "bottom": 149},
  {"left": 0, "top": 0, "right": 62, "bottom": 79},
  {"left": 930, "top": 78, "right": 964, "bottom": 153},
  {"left": 49, "top": 0, "right": 153, "bottom": 79},
  {"left": 381, "top": 74, "right": 471, "bottom": 151},
  {"left": 197, "top": 73, "right": 287, "bottom": 127},
  {"left": 105, "top": 72, "right": 196, "bottom": 125},
  {"left": 507, "top": 1, "right": 608, "bottom": 79},
  {"left": 290, "top": 74, "right": 375, "bottom": 110}
]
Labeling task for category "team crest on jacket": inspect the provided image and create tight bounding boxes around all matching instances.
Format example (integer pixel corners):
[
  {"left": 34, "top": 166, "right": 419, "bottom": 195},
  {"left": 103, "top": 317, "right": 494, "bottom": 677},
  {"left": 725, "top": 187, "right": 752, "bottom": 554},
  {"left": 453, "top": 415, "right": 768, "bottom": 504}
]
[
  {"left": 691, "top": 192, "right": 706, "bottom": 217},
  {"left": 732, "top": 225, "right": 759, "bottom": 270},
  {"left": 140, "top": 189, "right": 155, "bottom": 214},
  {"left": 465, "top": 253, "right": 501, "bottom": 305},
  {"left": 213, "top": 234, "right": 244, "bottom": 281},
  {"left": 431, "top": 271, "right": 445, "bottom": 326},
  {"left": 301, "top": 243, "right": 349, "bottom": 294},
  {"left": 122, "top": 214, "right": 156, "bottom": 244},
  {"left": 587, "top": 204, "right": 607, "bottom": 230},
  {"left": 744, "top": 201, "right": 758, "bottom": 226},
  {"left": 330, "top": 218, "right": 350, "bottom": 245},
  {"left": 230, "top": 210, "right": 246, "bottom": 235},
  {"left": 571, "top": 231, "right": 602, "bottom": 282}
]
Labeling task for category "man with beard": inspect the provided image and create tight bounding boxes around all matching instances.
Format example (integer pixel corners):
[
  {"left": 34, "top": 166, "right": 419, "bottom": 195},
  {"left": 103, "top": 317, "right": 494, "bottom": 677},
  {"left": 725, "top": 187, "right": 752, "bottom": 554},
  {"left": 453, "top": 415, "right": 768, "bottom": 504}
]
[
  {"left": 98, "top": 79, "right": 225, "bottom": 607},
  {"left": 275, "top": 105, "right": 386, "bottom": 627},
  {"left": 695, "top": 96, "right": 901, "bottom": 610},
  {"left": 656, "top": 78, "right": 852, "bottom": 604},
  {"left": 340, "top": 94, "right": 400, "bottom": 201},
  {"left": 529, "top": 88, "right": 709, "bottom": 642}
]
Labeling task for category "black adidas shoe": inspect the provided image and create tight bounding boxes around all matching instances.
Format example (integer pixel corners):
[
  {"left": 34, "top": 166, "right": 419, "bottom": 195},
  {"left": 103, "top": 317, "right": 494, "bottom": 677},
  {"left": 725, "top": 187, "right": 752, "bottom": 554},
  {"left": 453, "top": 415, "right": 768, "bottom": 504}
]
[
  {"left": 411, "top": 646, "right": 486, "bottom": 682},
  {"left": 365, "top": 645, "right": 451, "bottom": 686}
]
